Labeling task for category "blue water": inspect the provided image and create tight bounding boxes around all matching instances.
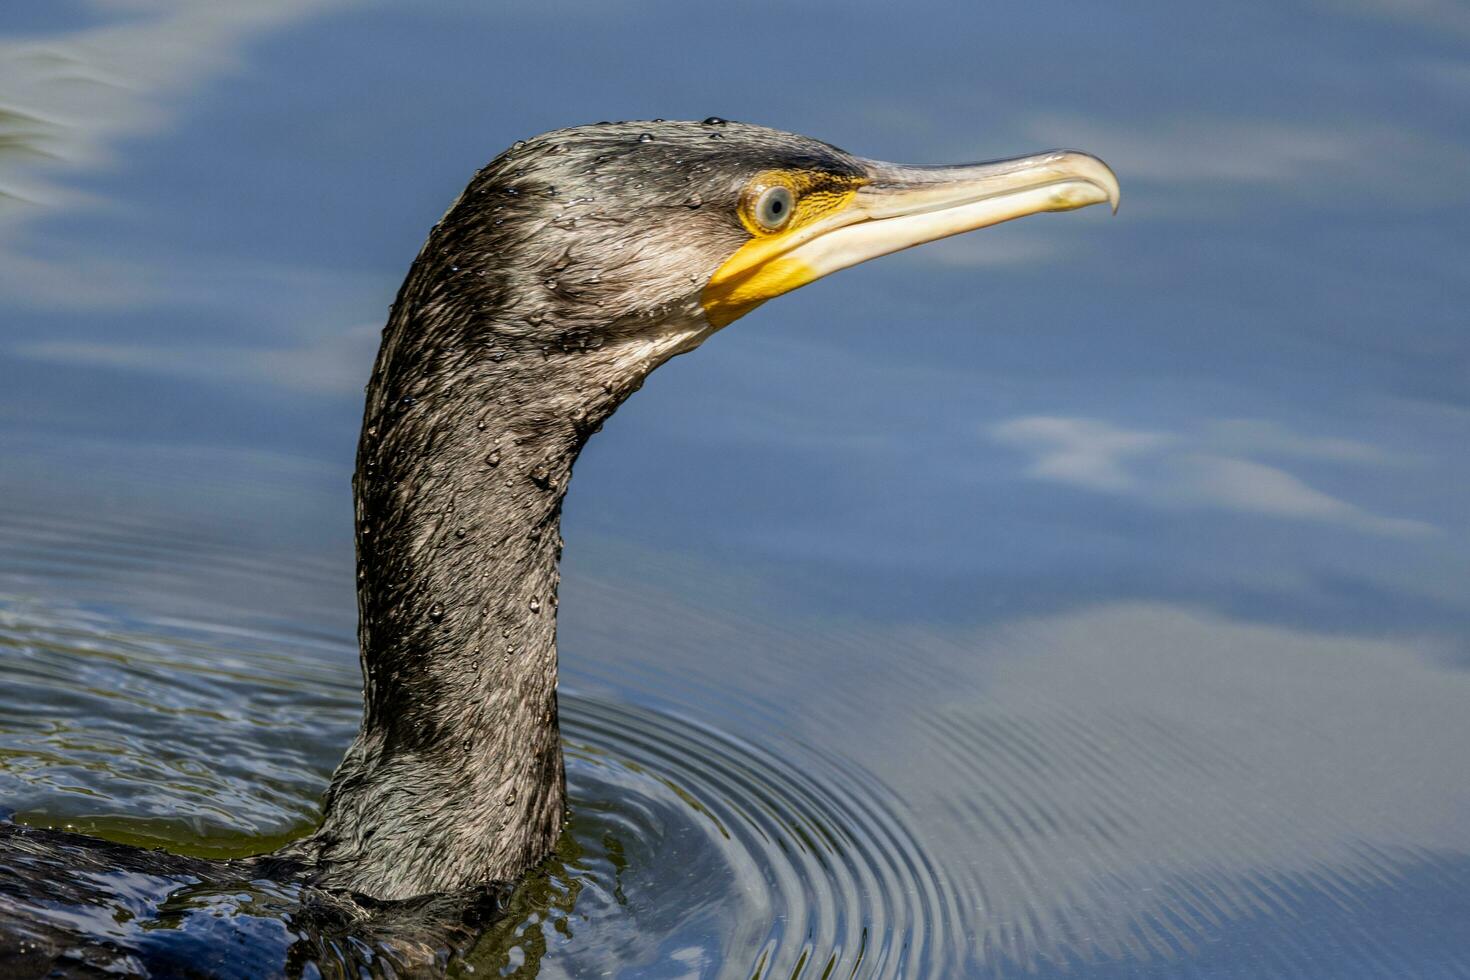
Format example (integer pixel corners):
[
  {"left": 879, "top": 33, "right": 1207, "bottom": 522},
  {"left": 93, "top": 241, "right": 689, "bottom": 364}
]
[{"left": 1, "top": 1, "right": 1468, "bottom": 976}]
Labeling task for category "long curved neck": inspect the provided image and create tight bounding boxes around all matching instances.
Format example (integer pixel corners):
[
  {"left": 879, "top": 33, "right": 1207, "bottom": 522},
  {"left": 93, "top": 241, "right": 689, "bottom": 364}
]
[{"left": 292, "top": 242, "right": 705, "bottom": 899}]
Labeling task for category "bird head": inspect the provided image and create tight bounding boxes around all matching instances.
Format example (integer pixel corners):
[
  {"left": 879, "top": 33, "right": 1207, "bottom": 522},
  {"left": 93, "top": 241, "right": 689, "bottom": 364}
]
[{"left": 435, "top": 119, "right": 1117, "bottom": 360}]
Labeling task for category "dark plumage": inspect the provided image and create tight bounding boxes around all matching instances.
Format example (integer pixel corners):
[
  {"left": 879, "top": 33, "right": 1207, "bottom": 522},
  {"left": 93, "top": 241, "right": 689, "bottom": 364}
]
[
  {"left": 284, "top": 121, "right": 874, "bottom": 902},
  {"left": 0, "top": 822, "right": 507, "bottom": 977},
  {"left": 1, "top": 119, "right": 1117, "bottom": 976}
]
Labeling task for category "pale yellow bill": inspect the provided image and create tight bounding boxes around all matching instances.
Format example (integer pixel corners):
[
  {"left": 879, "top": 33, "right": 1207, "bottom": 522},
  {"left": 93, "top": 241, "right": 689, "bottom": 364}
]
[{"left": 702, "top": 150, "right": 1119, "bottom": 327}]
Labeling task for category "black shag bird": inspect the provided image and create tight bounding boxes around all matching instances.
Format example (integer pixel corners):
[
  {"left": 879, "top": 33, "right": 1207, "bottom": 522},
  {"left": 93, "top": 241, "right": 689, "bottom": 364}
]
[{"left": 0, "top": 119, "right": 1117, "bottom": 976}]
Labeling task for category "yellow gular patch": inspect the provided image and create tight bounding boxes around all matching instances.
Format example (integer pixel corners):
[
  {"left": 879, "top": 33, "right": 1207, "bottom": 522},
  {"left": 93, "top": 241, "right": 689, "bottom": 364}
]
[{"left": 702, "top": 169, "right": 866, "bottom": 327}]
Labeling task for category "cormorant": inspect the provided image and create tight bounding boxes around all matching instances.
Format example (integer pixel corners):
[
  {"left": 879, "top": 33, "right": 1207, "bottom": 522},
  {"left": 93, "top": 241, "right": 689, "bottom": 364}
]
[{"left": 0, "top": 119, "right": 1117, "bottom": 976}]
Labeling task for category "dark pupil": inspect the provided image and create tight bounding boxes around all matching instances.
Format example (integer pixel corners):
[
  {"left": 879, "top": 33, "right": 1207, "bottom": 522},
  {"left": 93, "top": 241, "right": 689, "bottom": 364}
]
[{"left": 770, "top": 198, "right": 784, "bottom": 214}]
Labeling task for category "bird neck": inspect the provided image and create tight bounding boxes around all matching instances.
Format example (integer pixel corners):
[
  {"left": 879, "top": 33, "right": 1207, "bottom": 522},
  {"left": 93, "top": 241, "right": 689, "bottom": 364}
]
[{"left": 297, "top": 270, "right": 707, "bottom": 900}]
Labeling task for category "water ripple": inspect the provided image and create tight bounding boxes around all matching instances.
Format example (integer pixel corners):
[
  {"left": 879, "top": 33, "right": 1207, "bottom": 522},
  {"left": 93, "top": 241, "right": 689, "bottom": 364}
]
[
  {"left": 0, "top": 590, "right": 958, "bottom": 977},
  {"left": 477, "top": 694, "right": 963, "bottom": 978}
]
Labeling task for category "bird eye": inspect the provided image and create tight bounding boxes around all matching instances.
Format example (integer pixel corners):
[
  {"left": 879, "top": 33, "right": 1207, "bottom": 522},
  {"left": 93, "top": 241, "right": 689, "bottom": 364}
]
[{"left": 752, "top": 185, "right": 795, "bottom": 231}]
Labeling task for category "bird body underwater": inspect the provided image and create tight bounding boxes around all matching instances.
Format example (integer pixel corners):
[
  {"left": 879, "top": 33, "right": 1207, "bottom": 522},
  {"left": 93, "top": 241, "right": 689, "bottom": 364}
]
[{"left": 0, "top": 118, "right": 1118, "bottom": 976}]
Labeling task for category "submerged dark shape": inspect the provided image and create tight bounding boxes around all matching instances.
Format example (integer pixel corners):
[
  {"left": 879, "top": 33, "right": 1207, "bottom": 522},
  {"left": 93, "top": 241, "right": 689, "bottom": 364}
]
[
  {"left": 0, "top": 119, "right": 1117, "bottom": 975},
  {"left": 0, "top": 823, "right": 508, "bottom": 977}
]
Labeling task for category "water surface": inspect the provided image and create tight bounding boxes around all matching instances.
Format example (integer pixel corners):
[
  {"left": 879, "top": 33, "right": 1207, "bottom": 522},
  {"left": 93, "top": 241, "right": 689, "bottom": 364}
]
[{"left": 2, "top": 1, "right": 1468, "bottom": 976}]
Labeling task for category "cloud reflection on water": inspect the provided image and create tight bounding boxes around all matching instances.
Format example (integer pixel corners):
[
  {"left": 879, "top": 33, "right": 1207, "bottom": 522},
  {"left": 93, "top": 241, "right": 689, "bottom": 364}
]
[
  {"left": 0, "top": 0, "right": 351, "bottom": 308},
  {"left": 990, "top": 415, "right": 1433, "bottom": 536},
  {"left": 563, "top": 559, "right": 1470, "bottom": 973}
]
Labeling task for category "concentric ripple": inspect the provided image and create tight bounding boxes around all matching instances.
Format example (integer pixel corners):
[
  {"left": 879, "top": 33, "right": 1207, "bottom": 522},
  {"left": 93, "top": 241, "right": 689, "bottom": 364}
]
[
  {"left": 462, "top": 694, "right": 960, "bottom": 978},
  {"left": 0, "top": 587, "right": 958, "bottom": 977}
]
